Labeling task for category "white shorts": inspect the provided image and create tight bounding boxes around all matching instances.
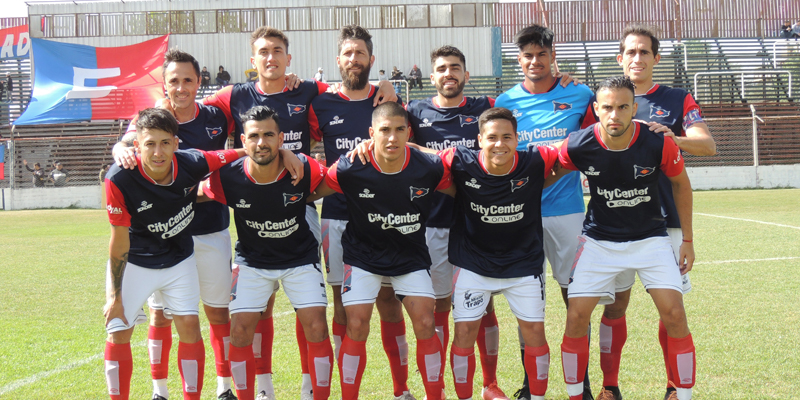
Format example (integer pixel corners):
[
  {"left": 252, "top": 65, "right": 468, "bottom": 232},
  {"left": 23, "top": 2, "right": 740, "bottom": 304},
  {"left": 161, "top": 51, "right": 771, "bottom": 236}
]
[
  {"left": 149, "top": 229, "right": 233, "bottom": 310},
  {"left": 426, "top": 227, "right": 454, "bottom": 299},
  {"left": 568, "top": 235, "right": 682, "bottom": 305},
  {"left": 668, "top": 227, "right": 692, "bottom": 294},
  {"left": 229, "top": 263, "right": 327, "bottom": 314},
  {"left": 542, "top": 212, "right": 584, "bottom": 288},
  {"left": 307, "top": 206, "right": 322, "bottom": 245},
  {"left": 321, "top": 218, "right": 346, "bottom": 286},
  {"left": 106, "top": 255, "right": 200, "bottom": 334},
  {"left": 341, "top": 264, "right": 434, "bottom": 306},
  {"left": 452, "top": 267, "right": 546, "bottom": 323}
]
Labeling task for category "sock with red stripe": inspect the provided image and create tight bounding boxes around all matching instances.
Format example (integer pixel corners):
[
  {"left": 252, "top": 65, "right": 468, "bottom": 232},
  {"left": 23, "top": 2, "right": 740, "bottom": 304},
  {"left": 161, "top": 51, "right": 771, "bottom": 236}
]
[
  {"left": 254, "top": 317, "right": 274, "bottom": 393},
  {"left": 525, "top": 344, "right": 550, "bottom": 397},
  {"left": 434, "top": 310, "right": 450, "bottom": 358},
  {"left": 331, "top": 321, "right": 346, "bottom": 362},
  {"left": 296, "top": 316, "right": 312, "bottom": 395},
  {"left": 477, "top": 310, "right": 499, "bottom": 387},
  {"left": 104, "top": 341, "right": 132, "bottom": 400},
  {"left": 658, "top": 320, "right": 675, "bottom": 389},
  {"left": 338, "top": 334, "right": 367, "bottom": 400},
  {"left": 177, "top": 340, "right": 205, "bottom": 400},
  {"left": 667, "top": 334, "right": 696, "bottom": 390},
  {"left": 209, "top": 322, "right": 232, "bottom": 395},
  {"left": 417, "top": 335, "right": 445, "bottom": 400},
  {"left": 561, "top": 335, "right": 589, "bottom": 400},
  {"left": 599, "top": 315, "right": 627, "bottom": 387},
  {"left": 229, "top": 344, "right": 255, "bottom": 400},
  {"left": 380, "top": 320, "right": 410, "bottom": 396},
  {"left": 307, "top": 338, "right": 334, "bottom": 400},
  {"left": 450, "top": 344, "right": 475, "bottom": 400},
  {"left": 148, "top": 325, "right": 172, "bottom": 381}
]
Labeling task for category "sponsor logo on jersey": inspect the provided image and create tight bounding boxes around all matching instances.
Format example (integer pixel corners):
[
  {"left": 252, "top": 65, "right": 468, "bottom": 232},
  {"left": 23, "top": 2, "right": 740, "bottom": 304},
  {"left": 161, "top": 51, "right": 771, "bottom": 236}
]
[
  {"left": 330, "top": 115, "right": 344, "bottom": 125},
  {"left": 368, "top": 212, "right": 422, "bottom": 234},
  {"left": 634, "top": 165, "right": 656, "bottom": 179},
  {"left": 359, "top": 188, "right": 375, "bottom": 198},
  {"left": 236, "top": 199, "right": 251, "bottom": 208},
  {"left": 147, "top": 203, "right": 194, "bottom": 239},
  {"left": 246, "top": 216, "right": 299, "bottom": 238},
  {"left": 584, "top": 166, "right": 601, "bottom": 176},
  {"left": 424, "top": 138, "right": 476, "bottom": 150},
  {"left": 283, "top": 130, "right": 303, "bottom": 141},
  {"left": 518, "top": 127, "right": 568, "bottom": 143},
  {"left": 288, "top": 104, "right": 307, "bottom": 116},
  {"left": 512, "top": 109, "right": 522, "bottom": 118},
  {"left": 463, "top": 290, "right": 486, "bottom": 310},
  {"left": 137, "top": 200, "right": 153, "bottom": 213},
  {"left": 184, "top": 184, "right": 197, "bottom": 197},
  {"left": 650, "top": 105, "right": 671, "bottom": 119},
  {"left": 107, "top": 205, "right": 123, "bottom": 214},
  {"left": 553, "top": 101, "right": 572, "bottom": 112},
  {"left": 674, "top": 152, "right": 682, "bottom": 164},
  {"left": 597, "top": 186, "right": 651, "bottom": 208},
  {"left": 465, "top": 178, "right": 481, "bottom": 189},
  {"left": 335, "top": 136, "right": 366, "bottom": 150},
  {"left": 470, "top": 202, "right": 525, "bottom": 224},
  {"left": 459, "top": 115, "right": 478, "bottom": 127},
  {"left": 510, "top": 177, "right": 529, "bottom": 192},
  {"left": 418, "top": 118, "right": 433, "bottom": 128},
  {"left": 410, "top": 186, "right": 430, "bottom": 200},
  {"left": 217, "top": 152, "right": 228, "bottom": 164},
  {"left": 283, "top": 193, "right": 303, "bottom": 206},
  {"left": 281, "top": 142, "right": 303, "bottom": 151},
  {"left": 206, "top": 126, "right": 223, "bottom": 139}
]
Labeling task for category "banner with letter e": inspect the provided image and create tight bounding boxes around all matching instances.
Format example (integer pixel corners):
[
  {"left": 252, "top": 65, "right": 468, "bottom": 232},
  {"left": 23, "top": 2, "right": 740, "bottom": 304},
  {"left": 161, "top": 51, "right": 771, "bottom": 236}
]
[{"left": 14, "top": 35, "right": 168, "bottom": 125}]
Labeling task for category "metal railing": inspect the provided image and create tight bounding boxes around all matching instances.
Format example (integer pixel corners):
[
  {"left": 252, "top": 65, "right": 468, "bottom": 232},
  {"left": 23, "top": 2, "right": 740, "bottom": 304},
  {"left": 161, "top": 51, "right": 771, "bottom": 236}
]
[{"left": 693, "top": 70, "right": 792, "bottom": 99}]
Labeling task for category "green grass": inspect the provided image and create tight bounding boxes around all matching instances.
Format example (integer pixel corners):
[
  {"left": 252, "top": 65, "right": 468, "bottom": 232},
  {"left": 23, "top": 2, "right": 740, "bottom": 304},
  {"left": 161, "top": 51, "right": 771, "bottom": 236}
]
[{"left": 0, "top": 189, "right": 798, "bottom": 399}]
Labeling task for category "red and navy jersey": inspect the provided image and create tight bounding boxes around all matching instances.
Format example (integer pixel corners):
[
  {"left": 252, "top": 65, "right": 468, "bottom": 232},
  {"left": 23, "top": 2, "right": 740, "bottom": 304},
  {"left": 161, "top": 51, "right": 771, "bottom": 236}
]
[
  {"left": 406, "top": 96, "right": 494, "bottom": 228},
  {"left": 204, "top": 80, "right": 328, "bottom": 154},
  {"left": 105, "top": 149, "right": 241, "bottom": 269},
  {"left": 203, "top": 154, "right": 326, "bottom": 270},
  {"left": 559, "top": 122, "right": 684, "bottom": 242},
  {"left": 583, "top": 84, "right": 704, "bottom": 228},
  {"left": 441, "top": 144, "right": 558, "bottom": 278},
  {"left": 308, "top": 86, "right": 403, "bottom": 220},
  {"left": 325, "top": 147, "right": 450, "bottom": 276}
]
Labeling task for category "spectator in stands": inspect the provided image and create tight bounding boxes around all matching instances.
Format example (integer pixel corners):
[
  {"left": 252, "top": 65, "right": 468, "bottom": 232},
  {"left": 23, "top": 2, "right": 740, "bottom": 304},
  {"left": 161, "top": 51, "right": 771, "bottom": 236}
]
[
  {"left": 5, "top": 73, "right": 12, "bottom": 101},
  {"left": 99, "top": 163, "right": 110, "bottom": 182},
  {"left": 408, "top": 64, "right": 423, "bottom": 89},
  {"left": 390, "top": 66, "right": 404, "bottom": 93},
  {"left": 201, "top": 66, "right": 211, "bottom": 87},
  {"left": 378, "top": 69, "right": 388, "bottom": 82},
  {"left": 23, "top": 160, "right": 46, "bottom": 187},
  {"left": 314, "top": 67, "right": 326, "bottom": 83},
  {"left": 780, "top": 21, "right": 793, "bottom": 38},
  {"left": 215, "top": 65, "right": 231, "bottom": 87},
  {"left": 0, "top": 77, "right": 5, "bottom": 102},
  {"left": 792, "top": 20, "right": 800, "bottom": 39},
  {"left": 49, "top": 161, "right": 69, "bottom": 187},
  {"left": 314, "top": 152, "right": 326, "bottom": 167}
]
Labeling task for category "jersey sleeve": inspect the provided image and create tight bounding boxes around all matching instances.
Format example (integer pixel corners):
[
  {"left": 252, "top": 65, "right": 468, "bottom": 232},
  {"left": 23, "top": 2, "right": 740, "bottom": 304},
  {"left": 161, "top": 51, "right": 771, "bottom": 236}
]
[
  {"left": 203, "top": 170, "right": 227, "bottom": 205},
  {"left": 558, "top": 136, "right": 579, "bottom": 171},
  {"left": 105, "top": 179, "right": 131, "bottom": 227},
  {"left": 201, "top": 149, "right": 241, "bottom": 172},
  {"left": 324, "top": 160, "right": 343, "bottom": 194},
  {"left": 316, "top": 81, "right": 329, "bottom": 95},
  {"left": 437, "top": 147, "right": 457, "bottom": 173},
  {"left": 306, "top": 157, "right": 327, "bottom": 192},
  {"left": 308, "top": 104, "right": 323, "bottom": 142},
  {"left": 435, "top": 165, "right": 452, "bottom": 191},
  {"left": 681, "top": 93, "right": 704, "bottom": 133},
  {"left": 487, "top": 97, "right": 496, "bottom": 107},
  {"left": 537, "top": 145, "right": 560, "bottom": 178},
  {"left": 580, "top": 102, "right": 597, "bottom": 128},
  {"left": 202, "top": 86, "right": 235, "bottom": 136},
  {"left": 660, "top": 136, "right": 684, "bottom": 177}
]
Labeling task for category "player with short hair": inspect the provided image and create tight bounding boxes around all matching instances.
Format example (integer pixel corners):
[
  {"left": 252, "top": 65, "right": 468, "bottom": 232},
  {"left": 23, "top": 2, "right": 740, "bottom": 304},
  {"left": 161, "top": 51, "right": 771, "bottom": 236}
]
[
  {"left": 558, "top": 76, "right": 696, "bottom": 400},
  {"left": 307, "top": 25, "right": 415, "bottom": 400},
  {"left": 494, "top": 24, "right": 594, "bottom": 400},
  {"left": 201, "top": 105, "right": 333, "bottom": 400},
  {"left": 103, "top": 108, "right": 245, "bottom": 400},
  {"left": 581, "top": 25, "right": 715, "bottom": 400},
  {"left": 310, "top": 102, "right": 453, "bottom": 400}
]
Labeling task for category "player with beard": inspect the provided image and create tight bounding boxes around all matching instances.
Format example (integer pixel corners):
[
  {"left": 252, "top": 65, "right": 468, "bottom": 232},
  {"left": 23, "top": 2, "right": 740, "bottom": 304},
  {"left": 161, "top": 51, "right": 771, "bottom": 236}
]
[{"left": 307, "top": 25, "right": 414, "bottom": 400}]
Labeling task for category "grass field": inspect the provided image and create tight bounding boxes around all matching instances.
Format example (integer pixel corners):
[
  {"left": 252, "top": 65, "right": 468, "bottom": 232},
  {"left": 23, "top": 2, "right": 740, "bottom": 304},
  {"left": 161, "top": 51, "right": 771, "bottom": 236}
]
[{"left": 0, "top": 188, "right": 798, "bottom": 399}]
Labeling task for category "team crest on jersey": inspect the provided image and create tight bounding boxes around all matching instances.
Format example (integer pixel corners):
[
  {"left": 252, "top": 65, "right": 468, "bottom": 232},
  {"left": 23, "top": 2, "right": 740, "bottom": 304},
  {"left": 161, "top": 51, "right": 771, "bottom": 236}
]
[
  {"left": 236, "top": 199, "right": 252, "bottom": 208},
  {"left": 288, "top": 104, "right": 307, "bottom": 116},
  {"left": 510, "top": 177, "right": 529, "bottom": 192},
  {"left": 459, "top": 115, "right": 478, "bottom": 127},
  {"left": 584, "top": 166, "right": 601, "bottom": 176},
  {"left": 463, "top": 290, "right": 486, "bottom": 310},
  {"left": 465, "top": 178, "right": 482, "bottom": 189},
  {"left": 184, "top": 184, "right": 197, "bottom": 197},
  {"left": 410, "top": 186, "right": 430, "bottom": 200},
  {"left": 418, "top": 118, "right": 433, "bottom": 128},
  {"left": 553, "top": 101, "right": 572, "bottom": 112},
  {"left": 634, "top": 165, "right": 656, "bottom": 179},
  {"left": 206, "top": 126, "right": 223, "bottom": 139},
  {"left": 650, "top": 105, "right": 671, "bottom": 119},
  {"left": 137, "top": 200, "right": 153, "bottom": 213},
  {"left": 359, "top": 188, "right": 375, "bottom": 198},
  {"left": 330, "top": 115, "right": 344, "bottom": 125},
  {"left": 283, "top": 193, "right": 303, "bottom": 206}
]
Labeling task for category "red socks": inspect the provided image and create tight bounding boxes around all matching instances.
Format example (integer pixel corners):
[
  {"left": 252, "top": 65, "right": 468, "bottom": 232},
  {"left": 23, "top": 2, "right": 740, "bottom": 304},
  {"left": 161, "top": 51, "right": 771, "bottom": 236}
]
[
  {"left": 667, "top": 334, "right": 696, "bottom": 389},
  {"left": 450, "top": 344, "right": 475, "bottom": 400},
  {"left": 177, "top": 340, "right": 205, "bottom": 400},
  {"left": 209, "top": 322, "right": 232, "bottom": 380},
  {"left": 658, "top": 320, "right": 673, "bottom": 386},
  {"left": 434, "top": 310, "right": 451, "bottom": 357},
  {"left": 524, "top": 344, "right": 550, "bottom": 397},
  {"left": 307, "top": 339, "right": 334, "bottom": 400},
  {"left": 296, "top": 316, "right": 310, "bottom": 374},
  {"left": 104, "top": 342, "right": 132, "bottom": 400},
  {"left": 561, "top": 335, "right": 589, "bottom": 400},
  {"left": 338, "top": 334, "right": 367, "bottom": 400},
  {"left": 599, "top": 315, "right": 627, "bottom": 387},
  {"left": 229, "top": 344, "right": 255, "bottom": 400},
  {"left": 148, "top": 325, "right": 172, "bottom": 380},
  {"left": 417, "top": 335, "right": 445, "bottom": 400},
  {"left": 331, "top": 321, "right": 346, "bottom": 361},
  {"left": 254, "top": 317, "right": 274, "bottom": 375},
  {"left": 477, "top": 310, "right": 499, "bottom": 386},
  {"left": 380, "top": 320, "right": 410, "bottom": 396}
]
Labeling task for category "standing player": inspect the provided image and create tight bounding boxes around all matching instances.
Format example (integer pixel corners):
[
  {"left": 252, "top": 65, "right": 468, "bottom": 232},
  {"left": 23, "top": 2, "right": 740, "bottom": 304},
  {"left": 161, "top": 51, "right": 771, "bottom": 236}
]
[
  {"left": 311, "top": 102, "right": 452, "bottom": 400},
  {"left": 558, "top": 76, "right": 696, "bottom": 400},
  {"left": 580, "top": 25, "right": 715, "bottom": 400},
  {"left": 494, "top": 24, "right": 594, "bottom": 400},
  {"left": 201, "top": 106, "right": 334, "bottom": 400},
  {"left": 307, "top": 25, "right": 414, "bottom": 400},
  {"left": 103, "top": 108, "right": 244, "bottom": 400}
]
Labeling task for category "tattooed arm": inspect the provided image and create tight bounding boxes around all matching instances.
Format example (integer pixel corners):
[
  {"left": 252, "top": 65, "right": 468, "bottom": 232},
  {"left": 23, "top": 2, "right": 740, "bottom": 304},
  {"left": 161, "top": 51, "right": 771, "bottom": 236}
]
[{"left": 104, "top": 225, "right": 130, "bottom": 326}]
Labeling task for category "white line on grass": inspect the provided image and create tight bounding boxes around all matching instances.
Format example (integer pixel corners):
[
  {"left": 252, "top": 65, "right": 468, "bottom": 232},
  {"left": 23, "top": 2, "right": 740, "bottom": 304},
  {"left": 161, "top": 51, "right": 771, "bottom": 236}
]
[
  {"left": 696, "top": 213, "right": 800, "bottom": 230},
  {"left": 695, "top": 256, "right": 800, "bottom": 265}
]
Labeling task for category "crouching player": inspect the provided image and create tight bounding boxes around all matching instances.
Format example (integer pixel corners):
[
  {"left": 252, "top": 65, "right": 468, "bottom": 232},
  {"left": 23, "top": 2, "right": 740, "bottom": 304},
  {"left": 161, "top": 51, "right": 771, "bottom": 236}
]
[
  {"left": 103, "top": 108, "right": 245, "bottom": 400},
  {"left": 201, "top": 106, "right": 334, "bottom": 400}
]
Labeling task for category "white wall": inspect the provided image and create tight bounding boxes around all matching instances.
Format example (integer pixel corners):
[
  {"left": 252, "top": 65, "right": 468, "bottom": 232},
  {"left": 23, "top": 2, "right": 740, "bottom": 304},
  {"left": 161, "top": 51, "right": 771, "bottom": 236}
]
[{"left": 2, "top": 185, "right": 102, "bottom": 210}]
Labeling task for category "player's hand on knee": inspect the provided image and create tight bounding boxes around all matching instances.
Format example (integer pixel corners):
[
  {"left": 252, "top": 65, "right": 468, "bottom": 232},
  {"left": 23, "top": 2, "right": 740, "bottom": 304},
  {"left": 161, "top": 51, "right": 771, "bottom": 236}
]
[
  {"left": 678, "top": 241, "right": 695, "bottom": 274},
  {"left": 347, "top": 139, "right": 373, "bottom": 165},
  {"left": 375, "top": 80, "right": 399, "bottom": 106},
  {"left": 104, "top": 298, "right": 128, "bottom": 326},
  {"left": 285, "top": 73, "right": 303, "bottom": 90},
  {"left": 112, "top": 145, "right": 137, "bottom": 170}
]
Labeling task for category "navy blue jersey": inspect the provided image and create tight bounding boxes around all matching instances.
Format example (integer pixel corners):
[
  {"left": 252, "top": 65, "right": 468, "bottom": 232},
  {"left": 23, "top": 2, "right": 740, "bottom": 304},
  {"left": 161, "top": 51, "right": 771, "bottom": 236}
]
[
  {"left": 308, "top": 86, "right": 403, "bottom": 220},
  {"left": 326, "top": 147, "right": 450, "bottom": 276},
  {"left": 406, "top": 96, "right": 494, "bottom": 228},
  {"left": 441, "top": 144, "right": 558, "bottom": 278},
  {"left": 559, "top": 122, "right": 684, "bottom": 242},
  {"left": 204, "top": 154, "right": 326, "bottom": 269},
  {"left": 204, "top": 80, "right": 327, "bottom": 154},
  {"left": 105, "top": 149, "right": 241, "bottom": 269}
]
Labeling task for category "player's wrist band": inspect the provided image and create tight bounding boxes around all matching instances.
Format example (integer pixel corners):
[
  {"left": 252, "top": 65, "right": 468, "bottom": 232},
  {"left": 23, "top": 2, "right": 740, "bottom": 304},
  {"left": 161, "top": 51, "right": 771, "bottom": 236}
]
[{"left": 682, "top": 239, "right": 693, "bottom": 243}]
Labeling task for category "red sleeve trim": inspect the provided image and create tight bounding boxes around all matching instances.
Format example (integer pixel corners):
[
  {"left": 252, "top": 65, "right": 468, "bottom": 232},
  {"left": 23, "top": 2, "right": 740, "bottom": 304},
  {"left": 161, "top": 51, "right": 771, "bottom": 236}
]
[
  {"left": 558, "top": 136, "right": 579, "bottom": 171},
  {"left": 437, "top": 147, "right": 456, "bottom": 171},
  {"left": 203, "top": 149, "right": 241, "bottom": 172},
  {"left": 203, "top": 171, "right": 227, "bottom": 205},
  {"left": 580, "top": 103, "right": 597, "bottom": 129},
  {"left": 324, "top": 160, "right": 343, "bottom": 193},
  {"left": 436, "top": 167, "right": 452, "bottom": 190},
  {"left": 308, "top": 104, "right": 322, "bottom": 142},
  {"left": 660, "top": 136, "right": 684, "bottom": 177},
  {"left": 538, "top": 145, "right": 560, "bottom": 178},
  {"left": 203, "top": 86, "right": 234, "bottom": 136},
  {"left": 105, "top": 179, "right": 131, "bottom": 227},
  {"left": 306, "top": 157, "right": 327, "bottom": 192},
  {"left": 487, "top": 97, "right": 496, "bottom": 107},
  {"left": 316, "top": 81, "right": 329, "bottom": 95}
]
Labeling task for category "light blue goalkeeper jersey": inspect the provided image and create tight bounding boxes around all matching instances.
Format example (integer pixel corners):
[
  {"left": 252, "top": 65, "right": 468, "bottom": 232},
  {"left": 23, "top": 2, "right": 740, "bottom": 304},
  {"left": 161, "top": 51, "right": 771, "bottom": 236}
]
[{"left": 495, "top": 79, "right": 593, "bottom": 217}]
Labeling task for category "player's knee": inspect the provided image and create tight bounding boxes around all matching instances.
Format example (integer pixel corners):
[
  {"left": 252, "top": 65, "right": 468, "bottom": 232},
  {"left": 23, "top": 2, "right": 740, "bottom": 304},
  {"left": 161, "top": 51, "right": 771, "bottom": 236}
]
[
  {"left": 603, "top": 304, "right": 627, "bottom": 320},
  {"left": 345, "top": 315, "right": 370, "bottom": 339},
  {"left": 149, "top": 308, "right": 172, "bottom": 327},
  {"left": 203, "top": 305, "right": 230, "bottom": 325},
  {"left": 230, "top": 322, "right": 253, "bottom": 347}
]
